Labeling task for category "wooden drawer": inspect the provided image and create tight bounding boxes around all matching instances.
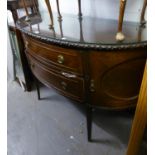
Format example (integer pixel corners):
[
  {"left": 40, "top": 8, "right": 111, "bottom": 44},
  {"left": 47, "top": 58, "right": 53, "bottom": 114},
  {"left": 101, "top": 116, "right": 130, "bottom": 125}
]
[
  {"left": 25, "top": 37, "right": 83, "bottom": 75},
  {"left": 27, "top": 53, "right": 85, "bottom": 102}
]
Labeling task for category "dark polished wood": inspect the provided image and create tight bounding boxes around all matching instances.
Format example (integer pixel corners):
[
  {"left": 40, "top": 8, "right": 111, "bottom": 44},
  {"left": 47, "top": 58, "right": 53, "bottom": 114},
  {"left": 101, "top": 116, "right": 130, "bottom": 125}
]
[
  {"left": 33, "top": 75, "right": 41, "bottom": 100},
  {"left": 17, "top": 10, "right": 147, "bottom": 141},
  {"left": 17, "top": 13, "right": 146, "bottom": 50},
  {"left": 23, "top": 33, "right": 146, "bottom": 108},
  {"left": 26, "top": 51, "right": 85, "bottom": 102},
  {"left": 89, "top": 49, "right": 146, "bottom": 109},
  {"left": 17, "top": 11, "right": 147, "bottom": 107},
  {"left": 24, "top": 36, "right": 84, "bottom": 75}
]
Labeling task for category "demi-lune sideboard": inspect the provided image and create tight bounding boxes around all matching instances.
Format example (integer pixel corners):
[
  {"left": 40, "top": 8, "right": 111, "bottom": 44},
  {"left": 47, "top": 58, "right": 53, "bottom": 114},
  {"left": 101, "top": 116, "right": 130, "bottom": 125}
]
[{"left": 16, "top": 7, "right": 147, "bottom": 141}]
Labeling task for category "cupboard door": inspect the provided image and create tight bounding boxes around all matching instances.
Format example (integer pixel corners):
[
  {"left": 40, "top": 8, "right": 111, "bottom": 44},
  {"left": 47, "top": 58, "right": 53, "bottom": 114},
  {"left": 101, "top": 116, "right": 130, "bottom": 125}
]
[{"left": 89, "top": 49, "right": 146, "bottom": 109}]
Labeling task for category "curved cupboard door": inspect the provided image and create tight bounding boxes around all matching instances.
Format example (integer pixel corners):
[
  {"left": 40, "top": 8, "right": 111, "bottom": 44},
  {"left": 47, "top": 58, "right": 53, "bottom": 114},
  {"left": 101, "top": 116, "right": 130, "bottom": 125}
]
[{"left": 89, "top": 49, "right": 146, "bottom": 109}]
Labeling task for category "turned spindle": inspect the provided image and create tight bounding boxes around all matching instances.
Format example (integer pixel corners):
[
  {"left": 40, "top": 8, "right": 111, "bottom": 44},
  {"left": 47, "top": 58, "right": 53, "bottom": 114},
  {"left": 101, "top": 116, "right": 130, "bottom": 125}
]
[
  {"left": 45, "top": 0, "right": 54, "bottom": 29},
  {"left": 79, "top": 18, "right": 84, "bottom": 42},
  {"left": 52, "top": 28, "right": 56, "bottom": 38},
  {"left": 37, "top": 24, "right": 40, "bottom": 32},
  {"left": 58, "top": 19, "right": 64, "bottom": 38},
  {"left": 116, "top": 0, "right": 127, "bottom": 41},
  {"left": 56, "top": 0, "right": 62, "bottom": 21},
  {"left": 78, "top": 0, "right": 82, "bottom": 18},
  {"left": 140, "top": 0, "right": 147, "bottom": 26},
  {"left": 21, "top": 0, "right": 30, "bottom": 21}
]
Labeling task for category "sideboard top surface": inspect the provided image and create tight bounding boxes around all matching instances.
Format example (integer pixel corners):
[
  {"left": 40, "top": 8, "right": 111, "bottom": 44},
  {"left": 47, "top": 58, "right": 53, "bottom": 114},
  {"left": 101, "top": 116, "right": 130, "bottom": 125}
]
[{"left": 16, "top": 11, "right": 147, "bottom": 50}]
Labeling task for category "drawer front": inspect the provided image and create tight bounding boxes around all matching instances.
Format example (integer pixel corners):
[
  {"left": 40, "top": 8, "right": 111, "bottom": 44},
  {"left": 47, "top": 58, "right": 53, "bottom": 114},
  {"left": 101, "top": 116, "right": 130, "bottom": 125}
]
[
  {"left": 25, "top": 36, "right": 83, "bottom": 75},
  {"left": 27, "top": 53, "right": 85, "bottom": 102}
]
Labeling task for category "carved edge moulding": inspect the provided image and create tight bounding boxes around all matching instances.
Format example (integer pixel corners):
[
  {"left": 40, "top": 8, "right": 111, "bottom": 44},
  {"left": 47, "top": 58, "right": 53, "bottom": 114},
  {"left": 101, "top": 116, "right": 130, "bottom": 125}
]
[{"left": 16, "top": 27, "right": 147, "bottom": 50}]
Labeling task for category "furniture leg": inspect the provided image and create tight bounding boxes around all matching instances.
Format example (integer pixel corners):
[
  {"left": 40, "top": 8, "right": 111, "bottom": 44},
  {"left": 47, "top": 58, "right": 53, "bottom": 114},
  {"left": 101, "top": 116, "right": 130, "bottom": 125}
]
[
  {"left": 87, "top": 105, "right": 93, "bottom": 142},
  {"left": 140, "top": 0, "right": 147, "bottom": 26},
  {"left": 116, "top": 0, "right": 127, "bottom": 41},
  {"left": 11, "top": 9, "right": 18, "bottom": 22},
  {"left": 45, "top": 0, "right": 54, "bottom": 29},
  {"left": 58, "top": 19, "right": 63, "bottom": 38},
  {"left": 30, "top": 7, "right": 34, "bottom": 14},
  {"left": 34, "top": 76, "right": 41, "bottom": 100},
  {"left": 78, "top": 0, "right": 82, "bottom": 18},
  {"left": 56, "top": 0, "right": 62, "bottom": 21}
]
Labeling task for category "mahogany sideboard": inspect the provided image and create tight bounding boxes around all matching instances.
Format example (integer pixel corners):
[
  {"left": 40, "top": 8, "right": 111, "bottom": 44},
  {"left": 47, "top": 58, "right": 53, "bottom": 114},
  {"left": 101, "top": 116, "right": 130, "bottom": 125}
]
[{"left": 16, "top": 11, "right": 147, "bottom": 141}]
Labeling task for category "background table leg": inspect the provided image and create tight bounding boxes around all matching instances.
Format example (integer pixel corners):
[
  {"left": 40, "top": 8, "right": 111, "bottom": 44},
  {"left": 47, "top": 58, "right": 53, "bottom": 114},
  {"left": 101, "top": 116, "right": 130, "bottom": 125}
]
[{"left": 116, "top": 0, "right": 127, "bottom": 41}]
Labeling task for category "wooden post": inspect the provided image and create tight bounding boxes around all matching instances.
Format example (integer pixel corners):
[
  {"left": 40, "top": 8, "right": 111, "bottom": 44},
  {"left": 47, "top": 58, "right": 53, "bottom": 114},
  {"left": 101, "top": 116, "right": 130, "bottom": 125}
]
[
  {"left": 11, "top": 9, "right": 19, "bottom": 23},
  {"left": 116, "top": 0, "right": 127, "bottom": 41},
  {"left": 126, "top": 63, "right": 147, "bottom": 155},
  {"left": 140, "top": 0, "right": 147, "bottom": 26},
  {"left": 56, "top": 0, "right": 62, "bottom": 21},
  {"left": 45, "top": 0, "right": 54, "bottom": 29}
]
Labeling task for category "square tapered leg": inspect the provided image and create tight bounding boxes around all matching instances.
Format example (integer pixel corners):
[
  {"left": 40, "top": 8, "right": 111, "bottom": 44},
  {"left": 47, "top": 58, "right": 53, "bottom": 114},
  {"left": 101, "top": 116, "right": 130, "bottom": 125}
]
[
  {"left": 87, "top": 105, "right": 93, "bottom": 142},
  {"left": 33, "top": 76, "right": 41, "bottom": 100}
]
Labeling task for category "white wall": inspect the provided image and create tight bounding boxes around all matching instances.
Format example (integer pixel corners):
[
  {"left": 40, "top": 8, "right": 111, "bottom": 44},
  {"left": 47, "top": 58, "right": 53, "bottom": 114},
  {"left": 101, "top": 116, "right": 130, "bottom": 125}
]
[{"left": 38, "top": 0, "right": 146, "bottom": 22}]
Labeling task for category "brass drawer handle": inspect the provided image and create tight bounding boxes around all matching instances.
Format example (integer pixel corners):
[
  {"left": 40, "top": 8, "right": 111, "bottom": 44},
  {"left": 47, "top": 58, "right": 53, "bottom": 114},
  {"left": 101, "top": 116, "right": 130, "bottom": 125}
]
[
  {"left": 61, "top": 81, "right": 67, "bottom": 90},
  {"left": 57, "top": 55, "right": 64, "bottom": 64},
  {"left": 61, "top": 72, "right": 77, "bottom": 78}
]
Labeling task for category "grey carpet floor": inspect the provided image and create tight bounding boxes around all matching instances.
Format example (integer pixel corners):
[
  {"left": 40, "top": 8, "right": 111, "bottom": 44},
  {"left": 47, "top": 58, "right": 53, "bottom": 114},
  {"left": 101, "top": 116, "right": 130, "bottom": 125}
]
[{"left": 7, "top": 80, "right": 146, "bottom": 155}]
